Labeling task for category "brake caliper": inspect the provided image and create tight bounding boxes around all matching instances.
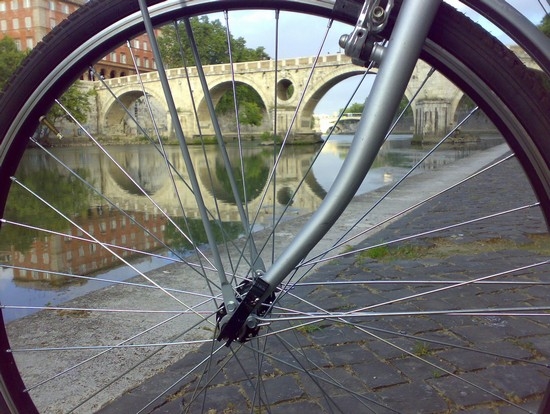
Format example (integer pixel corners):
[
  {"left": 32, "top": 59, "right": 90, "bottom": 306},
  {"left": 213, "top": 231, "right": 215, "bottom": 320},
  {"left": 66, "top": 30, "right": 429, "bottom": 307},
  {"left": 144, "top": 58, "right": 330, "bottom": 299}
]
[
  {"left": 335, "top": 0, "right": 394, "bottom": 66},
  {"left": 216, "top": 276, "right": 276, "bottom": 345}
]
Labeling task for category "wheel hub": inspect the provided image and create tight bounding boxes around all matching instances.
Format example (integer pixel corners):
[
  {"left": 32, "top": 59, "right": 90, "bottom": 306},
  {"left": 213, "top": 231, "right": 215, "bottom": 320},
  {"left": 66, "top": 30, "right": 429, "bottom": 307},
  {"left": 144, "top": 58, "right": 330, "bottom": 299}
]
[{"left": 216, "top": 278, "right": 275, "bottom": 345}]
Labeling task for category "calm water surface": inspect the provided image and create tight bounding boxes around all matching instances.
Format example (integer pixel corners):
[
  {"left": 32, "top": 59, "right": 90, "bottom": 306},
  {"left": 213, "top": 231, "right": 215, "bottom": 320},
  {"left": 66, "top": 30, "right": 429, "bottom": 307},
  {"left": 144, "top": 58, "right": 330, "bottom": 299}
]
[{"left": 0, "top": 134, "right": 503, "bottom": 321}]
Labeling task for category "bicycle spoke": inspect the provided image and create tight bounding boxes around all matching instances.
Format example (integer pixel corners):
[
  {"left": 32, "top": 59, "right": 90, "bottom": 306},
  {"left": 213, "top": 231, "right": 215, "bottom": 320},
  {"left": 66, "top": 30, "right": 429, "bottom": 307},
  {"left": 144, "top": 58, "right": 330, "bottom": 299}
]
[{"left": 1, "top": 2, "right": 549, "bottom": 413}]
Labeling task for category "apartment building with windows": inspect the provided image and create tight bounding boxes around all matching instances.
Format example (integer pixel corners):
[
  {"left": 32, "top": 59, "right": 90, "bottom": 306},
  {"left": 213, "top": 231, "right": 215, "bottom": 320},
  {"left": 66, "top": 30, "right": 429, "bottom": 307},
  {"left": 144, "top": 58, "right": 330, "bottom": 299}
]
[
  {"left": 95, "top": 35, "right": 158, "bottom": 80},
  {"left": 0, "top": 0, "right": 156, "bottom": 78}
]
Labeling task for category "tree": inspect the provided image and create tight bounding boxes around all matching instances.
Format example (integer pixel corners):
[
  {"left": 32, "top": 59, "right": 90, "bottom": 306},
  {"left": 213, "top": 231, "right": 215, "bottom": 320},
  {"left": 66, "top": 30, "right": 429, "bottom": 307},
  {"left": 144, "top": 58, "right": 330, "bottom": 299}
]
[
  {"left": 343, "top": 102, "right": 365, "bottom": 114},
  {"left": 539, "top": 14, "right": 550, "bottom": 37},
  {"left": 396, "top": 96, "right": 413, "bottom": 117},
  {"left": 158, "top": 16, "right": 270, "bottom": 68},
  {"left": 0, "top": 36, "right": 26, "bottom": 90},
  {"left": 0, "top": 167, "right": 92, "bottom": 252},
  {"left": 216, "top": 84, "right": 266, "bottom": 126},
  {"left": 159, "top": 16, "right": 269, "bottom": 126},
  {"left": 340, "top": 97, "right": 412, "bottom": 119},
  {"left": 158, "top": 17, "right": 269, "bottom": 126},
  {"left": 34, "top": 83, "right": 94, "bottom": 141},
  {"left": 48, "top": 83, "right": 93, "bottom": 125},
  {"left": 237, "top": 101, "right": 264, "bottom": 126},
  {"left": 1, "top": 37, "right": 92, "bottom": 138}
]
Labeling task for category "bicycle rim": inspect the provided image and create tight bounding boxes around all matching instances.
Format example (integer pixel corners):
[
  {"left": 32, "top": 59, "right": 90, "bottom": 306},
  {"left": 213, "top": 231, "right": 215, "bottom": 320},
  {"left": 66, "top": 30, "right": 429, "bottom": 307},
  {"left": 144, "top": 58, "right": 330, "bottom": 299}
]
[{"left": 0, "top": 1, "right": 549, "bottom": 413}]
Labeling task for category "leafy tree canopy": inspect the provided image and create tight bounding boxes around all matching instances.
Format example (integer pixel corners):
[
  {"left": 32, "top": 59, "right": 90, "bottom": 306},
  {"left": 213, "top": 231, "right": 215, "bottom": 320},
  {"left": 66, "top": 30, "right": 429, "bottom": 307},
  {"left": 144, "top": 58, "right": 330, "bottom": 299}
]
[
  {"left": 158, "top": 16, "right": 270, "bottom": 68},
  {"left": 343, "top": 102, "right": 365, "bottom": 114},
  {"left": 216, "top": 84, "right": 266, "bottom": 126},
  {"left": 341, "top": 96, "right": 412, "bottom": 117},
  {"left": 0, "top": 36, "right": 26, "bottom": 90},
  {"left": 34, "top": 82, "right": 94, "bottom": 141},
  {"left": 49, "top": 83, "right": 94, "bottom": 125},
  {"left": 0, "top": 36, "right": 92, "bottom": 137},
  {"left": 539, "top": 14, "right": 550, "bottom": 37},
  {"left": 1, "top": 168, "right": 92, "bottom": 252}
]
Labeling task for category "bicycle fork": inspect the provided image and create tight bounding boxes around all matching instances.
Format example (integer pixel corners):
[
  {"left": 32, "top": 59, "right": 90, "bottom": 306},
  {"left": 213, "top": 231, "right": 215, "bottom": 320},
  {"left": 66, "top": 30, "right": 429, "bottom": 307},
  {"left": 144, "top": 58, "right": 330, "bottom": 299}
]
[{"left": 217, "top": 0, "right": 442, "bottom": 345}]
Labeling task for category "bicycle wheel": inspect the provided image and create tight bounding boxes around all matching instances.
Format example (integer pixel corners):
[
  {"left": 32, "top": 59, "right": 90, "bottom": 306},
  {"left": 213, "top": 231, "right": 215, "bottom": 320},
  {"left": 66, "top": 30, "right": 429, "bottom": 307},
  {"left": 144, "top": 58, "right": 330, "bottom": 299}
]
[{"left": 1, "top": 0, "right": 550, "bottom": 413}]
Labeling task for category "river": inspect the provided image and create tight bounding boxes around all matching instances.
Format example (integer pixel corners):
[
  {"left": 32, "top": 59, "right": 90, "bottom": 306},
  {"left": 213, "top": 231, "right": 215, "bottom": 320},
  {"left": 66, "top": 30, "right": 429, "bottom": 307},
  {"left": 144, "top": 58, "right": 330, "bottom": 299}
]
[{"left": 0, "top": 134, "right": 503, "bottom": 321}]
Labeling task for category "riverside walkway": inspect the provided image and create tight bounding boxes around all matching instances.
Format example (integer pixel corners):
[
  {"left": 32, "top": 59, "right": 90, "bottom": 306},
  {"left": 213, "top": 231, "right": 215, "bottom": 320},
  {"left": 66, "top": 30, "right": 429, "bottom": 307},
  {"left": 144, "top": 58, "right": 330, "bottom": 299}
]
[{"left": 99, "top": 153, "right": 550, "bottom": 413}]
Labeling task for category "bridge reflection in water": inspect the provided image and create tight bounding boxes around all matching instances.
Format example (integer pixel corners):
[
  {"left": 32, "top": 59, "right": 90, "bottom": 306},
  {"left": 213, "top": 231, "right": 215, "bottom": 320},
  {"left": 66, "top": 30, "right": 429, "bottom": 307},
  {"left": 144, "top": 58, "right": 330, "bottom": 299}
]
[{"left": 0, "top": 134, "right": 503, "bottom": 320}]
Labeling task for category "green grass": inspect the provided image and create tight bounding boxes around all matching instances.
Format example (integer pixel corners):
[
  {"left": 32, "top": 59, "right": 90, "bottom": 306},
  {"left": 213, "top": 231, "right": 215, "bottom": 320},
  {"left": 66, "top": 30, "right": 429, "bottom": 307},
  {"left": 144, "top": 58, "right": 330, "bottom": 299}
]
[
  {"left": 358, "top": 244, "right": 426, "bottom": 262},
  {"left": 412, "top": 341, "right": 432, "bottom": 357},
  {"left": 296, "top": 323, "right": 323, "bottom": 334},
  {"left": 356, "top": 233, "right": 550, "bottom": 263}
]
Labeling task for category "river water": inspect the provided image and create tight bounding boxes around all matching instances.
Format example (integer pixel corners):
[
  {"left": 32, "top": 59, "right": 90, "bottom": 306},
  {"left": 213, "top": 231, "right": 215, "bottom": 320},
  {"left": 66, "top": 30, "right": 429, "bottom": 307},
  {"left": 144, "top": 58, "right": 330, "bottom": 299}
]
[{"left": 0, "top": 134, "right": 503, "bottom": 321}]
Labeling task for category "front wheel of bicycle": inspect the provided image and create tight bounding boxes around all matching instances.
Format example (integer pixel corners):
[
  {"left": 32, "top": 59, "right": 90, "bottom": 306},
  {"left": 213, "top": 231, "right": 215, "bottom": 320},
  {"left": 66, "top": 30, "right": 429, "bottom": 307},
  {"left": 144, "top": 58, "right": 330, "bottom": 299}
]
[{"left": 1, "top": 0, "right": 550, "bottom": 413}]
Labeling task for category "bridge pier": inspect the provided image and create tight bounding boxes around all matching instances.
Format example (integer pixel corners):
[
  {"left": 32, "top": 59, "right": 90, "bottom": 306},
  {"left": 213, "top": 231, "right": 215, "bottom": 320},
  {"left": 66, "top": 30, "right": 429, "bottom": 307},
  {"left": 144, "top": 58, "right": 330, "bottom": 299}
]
[
  {"left": 90, "top": 52, "right": 532, "bottom": 144},
  {"left": 270, "top": 108, "right": 321, "bottom": 143},
  {"left": 413, "top": 99, "right": 451, "bottom": 143}
]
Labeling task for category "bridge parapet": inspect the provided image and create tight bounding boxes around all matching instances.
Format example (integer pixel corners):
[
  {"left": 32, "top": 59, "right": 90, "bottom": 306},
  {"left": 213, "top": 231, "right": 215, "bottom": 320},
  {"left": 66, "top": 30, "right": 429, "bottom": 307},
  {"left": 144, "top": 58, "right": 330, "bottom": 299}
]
[
  {"left": 93, "top": 50, "right": 533, "bottom": 142},
  {"left": 98, "top": 53, "right": 354, "bottom": 90}
]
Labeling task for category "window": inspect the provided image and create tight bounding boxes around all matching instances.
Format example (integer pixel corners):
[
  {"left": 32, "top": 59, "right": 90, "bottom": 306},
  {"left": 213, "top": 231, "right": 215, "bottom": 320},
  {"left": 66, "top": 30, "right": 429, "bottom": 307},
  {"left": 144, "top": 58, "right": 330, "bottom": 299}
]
[
  {"left": 110, "top": 52, "right": 117, "bottom": 63},
  {"left": 61, "top": 4, "right": 68, "bottom": 13},
  {"left": 134, "top": 39, "right": 140, "bottom": 49},
  {"left": 0, "top": 3, "right": 6, "bottom": 12},
  {"left": 49, "top": 18, "right": 56, "bottom": 29},
  {"left": 23, "top": 0, "right": 30, "bottom": 7},
  {"left": 12, "top": 18, "right": 19, "bottom": 30},
  {"left": 144, "top": 57, "right": 149, "bottom": 68},
  {"left": 136, "top": 56, "right": 141, "bottom": 67},
  {"left": 24, "top": 16, "right": 31, "bottom": 29},
  {"left": 13, "top": 39, "right": 21, "bottom": 50},
  {"left": 49, "top": 1, "right": 55, "bottom": 11},
  {"left": 0, "top": 20, "right": 7, "bottom": 31},
  {"left": 26, "top": 37, "right": 33, "bottom": 49},
  {"left": 120, "top": 53, "right": 126, "bottom": 64},
  {"left": 10, "top": 0, "right": 18, "bottom": 10},
  {"left": 143, "top": 41, "right": 148, "bottom": 51}
]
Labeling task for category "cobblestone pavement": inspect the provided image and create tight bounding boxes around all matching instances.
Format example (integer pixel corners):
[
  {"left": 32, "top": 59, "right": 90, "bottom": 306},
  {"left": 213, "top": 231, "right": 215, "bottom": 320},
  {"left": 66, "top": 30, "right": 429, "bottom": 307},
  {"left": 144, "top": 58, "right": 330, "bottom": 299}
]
[{"left": 99, "top": 156, "right": 550, "bottom": 413}]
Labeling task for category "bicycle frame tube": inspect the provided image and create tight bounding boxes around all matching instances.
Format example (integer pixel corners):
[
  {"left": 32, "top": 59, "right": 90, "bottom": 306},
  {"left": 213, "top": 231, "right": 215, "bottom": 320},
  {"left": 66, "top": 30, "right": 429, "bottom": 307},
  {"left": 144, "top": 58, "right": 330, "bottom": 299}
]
[
  {"left": 261, "top": 0, "right": 442, "bottom": 287},
  {"left": 217, "top": 0, "right": 443, "bottom": 344},
  {"left": 138, "top": 0, "right": 240, "bottom": 310}
]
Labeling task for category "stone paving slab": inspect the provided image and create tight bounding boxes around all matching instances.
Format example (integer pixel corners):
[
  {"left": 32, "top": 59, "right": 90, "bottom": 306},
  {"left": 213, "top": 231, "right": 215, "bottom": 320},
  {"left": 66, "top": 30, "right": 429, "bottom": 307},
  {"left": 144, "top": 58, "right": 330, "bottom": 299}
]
[{"left": 99, "top": 156, "right": 550, "bottom": 413}]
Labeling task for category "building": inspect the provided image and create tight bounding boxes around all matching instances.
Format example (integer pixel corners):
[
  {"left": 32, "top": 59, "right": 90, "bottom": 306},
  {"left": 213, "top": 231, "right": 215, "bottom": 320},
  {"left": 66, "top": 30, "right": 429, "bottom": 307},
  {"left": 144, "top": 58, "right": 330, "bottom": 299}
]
[
  {"left": 0, "top": 0, "right": 156, "bottom": 79},
  {"left": 9, "top": 206, "right": 168, "bottom": 285},
  {"left": 92, "top": 34, "right": 158, "bottom": 80},
  {"left": 0, "top": 0, "right": 84, "bottom": 50}
]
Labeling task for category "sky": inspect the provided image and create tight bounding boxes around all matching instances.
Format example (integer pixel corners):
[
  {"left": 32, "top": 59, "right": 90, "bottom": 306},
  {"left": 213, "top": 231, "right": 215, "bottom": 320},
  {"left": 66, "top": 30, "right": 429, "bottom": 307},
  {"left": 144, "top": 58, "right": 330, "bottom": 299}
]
[{"left": 204, "top": 1, "right": 548, "bottom": 115}]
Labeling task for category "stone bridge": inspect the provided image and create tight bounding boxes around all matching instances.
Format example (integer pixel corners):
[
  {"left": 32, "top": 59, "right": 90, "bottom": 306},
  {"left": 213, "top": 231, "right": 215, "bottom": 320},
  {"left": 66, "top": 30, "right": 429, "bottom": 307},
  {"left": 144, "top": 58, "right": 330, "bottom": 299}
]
[{"left": 89, "top": 48, "right": 536, "bottom": 142}]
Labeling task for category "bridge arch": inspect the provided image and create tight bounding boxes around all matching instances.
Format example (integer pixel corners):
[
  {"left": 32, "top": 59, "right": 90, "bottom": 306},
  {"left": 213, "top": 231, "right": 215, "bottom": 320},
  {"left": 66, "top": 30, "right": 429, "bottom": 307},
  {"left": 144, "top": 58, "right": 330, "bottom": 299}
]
[
  {"left": 94, "top": 52, "right": 532, "bottom": 143},
  {"left": 450, "top": 91, "right": 468, "bottom": 125},
  {"left": 301, "top": 68, "right": 369, "bottom": 128},
  {"left": 101, "top": 86, "right": 168, "bottom": 137},
  {"left": 195, "top": 76, "right": 271, "bottom": 137},
  {"left": 300, "top": 63, "right": 417, "bottom": 133}
]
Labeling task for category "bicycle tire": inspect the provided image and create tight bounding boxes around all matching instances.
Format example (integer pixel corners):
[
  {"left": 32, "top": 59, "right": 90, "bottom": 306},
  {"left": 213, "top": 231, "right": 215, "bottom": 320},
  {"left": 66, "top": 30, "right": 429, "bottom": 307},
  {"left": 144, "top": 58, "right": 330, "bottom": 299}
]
[{"left": 0, "top": 0, "right": 549, "bottom": 413}]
